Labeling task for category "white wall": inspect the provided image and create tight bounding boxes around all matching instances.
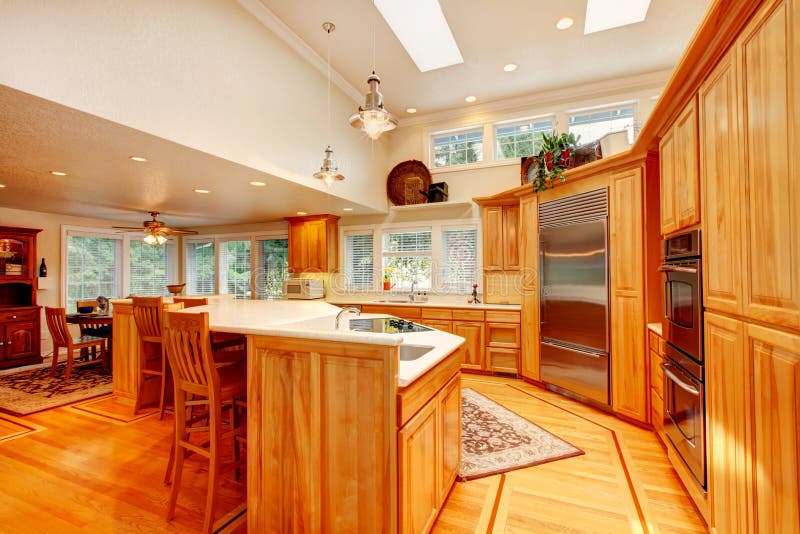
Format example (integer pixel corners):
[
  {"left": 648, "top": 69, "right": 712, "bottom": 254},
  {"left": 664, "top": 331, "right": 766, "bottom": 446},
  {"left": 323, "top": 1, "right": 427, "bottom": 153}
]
[{"left": 0, "top": 0, "right": 389, "bottom": 212}]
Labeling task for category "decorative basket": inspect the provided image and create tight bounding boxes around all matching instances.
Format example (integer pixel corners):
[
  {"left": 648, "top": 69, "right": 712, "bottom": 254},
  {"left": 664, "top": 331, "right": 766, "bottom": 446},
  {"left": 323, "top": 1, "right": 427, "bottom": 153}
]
[{"left": 387, "top": 160, "right": 432, "bottom": 205}]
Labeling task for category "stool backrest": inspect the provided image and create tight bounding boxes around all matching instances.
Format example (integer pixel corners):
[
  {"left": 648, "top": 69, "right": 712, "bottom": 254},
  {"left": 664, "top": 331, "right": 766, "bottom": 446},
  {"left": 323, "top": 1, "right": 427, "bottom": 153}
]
[
  {"left": 173, "top": 297, "right": 209, "bottom": 309},
  {"left": 132, "top": 296, "right": 164, "bottom": 342},
  {"left": 45, "top": 307, "right": 70, "bottom": 347},
  {"left": 163, "top": 311, "right": 219, "bottom": 397}
]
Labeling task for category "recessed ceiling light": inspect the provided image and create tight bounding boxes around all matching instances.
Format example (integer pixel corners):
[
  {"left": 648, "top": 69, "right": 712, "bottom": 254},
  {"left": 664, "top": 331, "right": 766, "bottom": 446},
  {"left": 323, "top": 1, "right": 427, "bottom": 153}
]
[
  {"left": 0, "top": 184, "right": 6, "bottom": 188},
  {"left": 343, "top": 207, "right": 353, "bottom": 211},
  {"left": 296, "top": 211, "right": 308, "bottom": 216},
  {"left": 465, "top": 95, "right": 477, "bottom": 103},
  {"left": 249, "top": 181, "right": 267, "bottom": 187},
  {"left": 503, "top": 63, "right": 517, "bottom": 72},
  {"left": 406, "top": 108, "right": 417, "bottom": 114},
  {"left": 584, "top": 0, "right": 650, "bottom": 34},
  {"left": 556, "top": 17, "right": 574, "bottom": 30},
  {"left": 193, "top": 188, "right": 211, "bottom": 194},
  {"left": 129, "top": 156, "right": 148, "bottom": 162},
  {"left": 374, "top": 0, "right": 463, "bottom": 72},
  {"left": 50, "top": 171, "right": 67, "bottom": 176}
]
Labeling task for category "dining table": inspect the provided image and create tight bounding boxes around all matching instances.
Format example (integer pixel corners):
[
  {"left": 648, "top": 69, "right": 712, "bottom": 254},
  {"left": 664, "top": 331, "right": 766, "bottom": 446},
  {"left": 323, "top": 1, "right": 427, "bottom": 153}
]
[{"left": 66, "top": 312, "right": 114, "bottom": 370}]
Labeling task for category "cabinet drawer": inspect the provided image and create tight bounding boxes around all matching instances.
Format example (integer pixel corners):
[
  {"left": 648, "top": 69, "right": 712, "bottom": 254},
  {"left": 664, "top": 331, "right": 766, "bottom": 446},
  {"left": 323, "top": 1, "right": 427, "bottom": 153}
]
[
  {"left": 421, "top": 320, "right": 452, "bottom": 333},
  {"left": 484, "top": 310, "right": 520, "bottom": 323},
  {"left": 487, "top": 347, "right": 519, "bottom": 374},
  {"left": 0, "top": 309, "right": 37, "bottom": 323},
  {"left": 361, "top": 305, "right": 421, "bottom": 320},
  {"left": 452, "top": 309, "right": 484, "bottom": 322},
  {"left": 650, "top": 388, "right": 664, "bottom": 431},
  {"left": 648, "top": 331, "right": 660, "bottom": 352},
  {"left": 486, "top": 322, "right": 520, "bottom": 348},
  {"left": 649, "top": 350, "right": 664, "bottom": 399},
  {"left": 421, "top": 308, "right": 452, "bottom": 320}
]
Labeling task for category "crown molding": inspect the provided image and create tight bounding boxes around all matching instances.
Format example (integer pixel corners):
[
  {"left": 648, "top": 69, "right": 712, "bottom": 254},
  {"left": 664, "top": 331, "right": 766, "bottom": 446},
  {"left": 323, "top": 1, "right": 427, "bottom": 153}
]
[
  {"left": 397, "top": 69, "right": 673, "bottom": 129},
  {"left": 238, "top": 0, "right": 363, "bottom": 104}
]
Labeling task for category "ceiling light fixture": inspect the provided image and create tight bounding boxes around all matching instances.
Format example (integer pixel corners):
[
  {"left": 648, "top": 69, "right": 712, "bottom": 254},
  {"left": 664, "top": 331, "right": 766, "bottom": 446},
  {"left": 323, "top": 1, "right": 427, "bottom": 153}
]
[
  {"left": 249, "top": 181, "right": 267, "bottom": 187},
  {"left": 296, "top": 211, "right": 308, "bottom": 216},
  {"left": 129, "top": 156, "right": 148, "bottom": 162},
  {"left": 556, "top": 17, "right": 574, "bottom": 30},
  {"left": 465, "top": 95, "right": 477, "bottom": 103},
  {"left": 374, "top": 0, "right": 463, "bottom": 72},
  {"left": 193, "top": 188, "right": 211, "bottom": 194},
  {"left": 503, "top": 63, "right": 517, "bottom": 72},
  {"left": 51, "top": 171, "right": 67, "bottom": 176},
  {"left": 143, "top": 232, "right": 168, "bottom": 245},
  {"left": 0, "top": 184, "right": 6, "bottom": 188},
  {"left": 406, "top": 108, "right": 417, "bottom": 114},
  {"left": 343, "top": 207, "right": 353, "bottom": 211},
  {"left": 349, "top": 6, "right": 398, "bottom": 140},
  {"left": 314, "top": 22, "right": 345, "bottom": 187},
  {"left": 584, "top": 0, "right": 650, "bottom": 34}
]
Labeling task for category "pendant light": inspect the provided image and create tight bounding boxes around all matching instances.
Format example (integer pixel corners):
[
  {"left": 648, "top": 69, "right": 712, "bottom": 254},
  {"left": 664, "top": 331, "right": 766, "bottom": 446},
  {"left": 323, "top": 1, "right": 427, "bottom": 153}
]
[
  {"left": 314, "top": 22, "right": 345, "bottom": 187},
  {"left": 349, "top": 3, "right": 397, "bottom": 140}
]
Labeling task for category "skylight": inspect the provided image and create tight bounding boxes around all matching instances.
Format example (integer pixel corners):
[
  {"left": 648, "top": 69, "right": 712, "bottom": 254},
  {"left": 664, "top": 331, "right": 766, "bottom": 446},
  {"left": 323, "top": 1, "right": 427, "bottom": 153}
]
[
  {"left": 584, "top": 0, "right": 651, "bottom": 34},
  {"left": 374, "top": 0, "right": 463, "bottom": 72}
]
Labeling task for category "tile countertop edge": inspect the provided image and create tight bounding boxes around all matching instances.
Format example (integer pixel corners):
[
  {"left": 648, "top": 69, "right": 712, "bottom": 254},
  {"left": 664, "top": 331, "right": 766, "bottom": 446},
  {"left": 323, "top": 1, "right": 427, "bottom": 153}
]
[
  {"left": 325, "top": 297, "right": 521, "bottom": 311},
  {"left": 647, "top": 322, "right": 663, "bottom": 337}
]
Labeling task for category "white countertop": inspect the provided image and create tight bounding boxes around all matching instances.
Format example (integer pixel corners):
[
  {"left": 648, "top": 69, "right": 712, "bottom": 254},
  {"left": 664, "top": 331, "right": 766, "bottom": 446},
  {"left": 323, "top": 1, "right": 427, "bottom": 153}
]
[
  {"left": 175, "top": 299, "right": 465, "bottom": 387},
  {"left": 110, "top": 294, "right": 234, "bottom": 305},
  {"left": 326, "top": 294, "right": 521, "bottom": 311},
  {"left": 647, "top": 322, "right": 663, "bottom": 336}
]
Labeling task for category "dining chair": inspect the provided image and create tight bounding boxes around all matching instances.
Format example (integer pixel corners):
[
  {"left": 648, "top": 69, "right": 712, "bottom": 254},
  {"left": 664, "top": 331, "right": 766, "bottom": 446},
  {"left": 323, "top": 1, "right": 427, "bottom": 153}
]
[
  {"left": 45, "top": 307, "right": 107, "bottom": 380},
  {"left": 132, "top": 296, "right": 172, "bottom": 418},
  {"left": 76, "top": 299, "right": 110, "bottom": 358},
  {"left": 162, "top": 311, "right": 246, "bottom": 534}
]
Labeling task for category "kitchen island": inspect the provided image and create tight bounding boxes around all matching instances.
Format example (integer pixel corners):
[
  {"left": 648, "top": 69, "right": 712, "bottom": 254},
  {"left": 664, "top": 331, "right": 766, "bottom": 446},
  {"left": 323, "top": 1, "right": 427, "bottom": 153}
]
[{"left": 122, "top": 298, "right": 465, "bottom": 533}]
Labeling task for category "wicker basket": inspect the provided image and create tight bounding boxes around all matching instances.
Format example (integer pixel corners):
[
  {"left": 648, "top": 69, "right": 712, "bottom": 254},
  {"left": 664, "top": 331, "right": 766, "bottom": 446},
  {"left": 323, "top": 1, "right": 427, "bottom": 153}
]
[{"left": 387, "top": 160, "right": 432, "bottom": 205}]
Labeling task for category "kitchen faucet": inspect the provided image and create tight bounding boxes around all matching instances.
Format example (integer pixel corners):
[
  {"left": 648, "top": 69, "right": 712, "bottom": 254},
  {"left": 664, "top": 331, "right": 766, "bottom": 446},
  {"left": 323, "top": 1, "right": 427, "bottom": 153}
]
[
  {"left": 408, "top": 279, "right": 418, "bottom": 302},
  {"left": 335, "top": 307, "right": 361, "bottom": 329}
]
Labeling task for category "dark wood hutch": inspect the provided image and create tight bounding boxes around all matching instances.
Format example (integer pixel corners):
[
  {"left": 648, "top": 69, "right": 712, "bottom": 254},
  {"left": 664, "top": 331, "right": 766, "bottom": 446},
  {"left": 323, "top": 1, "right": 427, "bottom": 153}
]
[{"left": 0, "top": 226, "right": 42, "bottom": 369}]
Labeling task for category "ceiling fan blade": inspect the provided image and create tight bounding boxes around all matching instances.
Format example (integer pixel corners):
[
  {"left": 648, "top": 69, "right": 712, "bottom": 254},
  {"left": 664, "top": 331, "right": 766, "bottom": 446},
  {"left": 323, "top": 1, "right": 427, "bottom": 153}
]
[
  {"left": 112, "top": 226, "right": 147, "bottom": 231},
  {"left": 162, "top": 227, "right": 198, "bottom": 235}
]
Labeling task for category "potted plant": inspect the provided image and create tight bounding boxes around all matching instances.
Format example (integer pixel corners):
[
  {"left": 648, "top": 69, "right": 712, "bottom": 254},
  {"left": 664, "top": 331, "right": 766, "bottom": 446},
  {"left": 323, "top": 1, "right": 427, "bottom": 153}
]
[
  {"left": 531, "top": 131, "right": 580, "bottom": 193},
  {"left": 382, "top": 268, "right": 394, "bottom": 291}
]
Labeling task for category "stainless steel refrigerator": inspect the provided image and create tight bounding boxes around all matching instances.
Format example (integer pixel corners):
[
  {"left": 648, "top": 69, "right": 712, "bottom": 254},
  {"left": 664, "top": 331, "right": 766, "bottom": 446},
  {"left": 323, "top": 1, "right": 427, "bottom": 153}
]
[{"left": 538, "top": 188, "right": 610, "bottom": 406}]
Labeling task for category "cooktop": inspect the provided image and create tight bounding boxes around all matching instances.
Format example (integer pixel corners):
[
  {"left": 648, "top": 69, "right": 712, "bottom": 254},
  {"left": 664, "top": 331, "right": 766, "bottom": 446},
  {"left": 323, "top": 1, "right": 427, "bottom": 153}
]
[{"left": 349, "top": 317, "right": 432, "bottom": 334}]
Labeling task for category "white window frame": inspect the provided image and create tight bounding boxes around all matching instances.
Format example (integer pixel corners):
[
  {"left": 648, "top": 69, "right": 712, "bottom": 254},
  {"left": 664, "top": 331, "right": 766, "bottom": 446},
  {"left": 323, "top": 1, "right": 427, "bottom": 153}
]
[
  {"left": 429, "top": 125, "right": 485, "bottom": 170},
  {"left": 494, "top": 114, "right": 556, "bottom": 160},
  {"left": 343, "top": 229, "right": 375, "bottom": 291},
  {"left": 566, "top": 101, "right": 638, "bottom": 144}
]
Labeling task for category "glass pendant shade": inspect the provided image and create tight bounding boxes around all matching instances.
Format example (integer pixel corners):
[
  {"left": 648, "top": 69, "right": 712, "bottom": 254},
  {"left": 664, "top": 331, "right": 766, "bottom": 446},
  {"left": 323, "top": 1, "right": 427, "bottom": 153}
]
[
  {"left": 143, "top": 232, "right": 167, "bottom": 245},
  {"left": 313, "top": 145, "right": 345, "bottom": 187},
  {"left": 349, "top": 73, "right": 398, "bottom": 140}
]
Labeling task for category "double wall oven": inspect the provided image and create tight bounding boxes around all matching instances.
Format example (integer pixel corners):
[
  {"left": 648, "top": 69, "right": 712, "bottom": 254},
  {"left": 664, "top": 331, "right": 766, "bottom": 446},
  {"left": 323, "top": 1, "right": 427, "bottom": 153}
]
[{"left": 660, "top": 229, "right": 706, "bottom": 490}]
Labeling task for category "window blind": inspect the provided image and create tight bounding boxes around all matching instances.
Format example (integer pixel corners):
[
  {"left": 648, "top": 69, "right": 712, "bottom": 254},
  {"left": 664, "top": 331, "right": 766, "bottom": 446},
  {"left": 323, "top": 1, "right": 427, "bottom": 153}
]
[
  {"left": 255, "top": 238, "right": 288, "bottom": 299},
  {"left": 220, "top": 240, "right": 251, "bottom": 299},
  {"left": 129, "top": 240, "right": 171, "bottom": 297},
  {"left": 442, "top": 228, "right": 478, "bottom": 292},
  {"left": 184, "top": 240, "right": 215, "bottom": 295},
  {"left": 345, "top": 232, "right": 373, "bottom": 290},
  {"left": 383, "top": 230, "right": 432, "bottom": 254},
  {"left": 66, "top": 235, "right": 121, "bottom": 311},
  {"left": 382, "top": 230, "right": 433, "bottom": 290}
]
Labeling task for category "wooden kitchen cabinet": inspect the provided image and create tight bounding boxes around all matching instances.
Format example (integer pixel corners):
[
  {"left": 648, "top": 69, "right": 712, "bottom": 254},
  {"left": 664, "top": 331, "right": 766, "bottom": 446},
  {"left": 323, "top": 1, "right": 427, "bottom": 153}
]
[
  {"left": 481, "top": 203, "right": 519, "bottom": 271},
  {"left": 421, "top": 319, "right": 452, "bottom": 333},
  {"left": 659, "top": 98, "right": 700, "bottom": 235},
  {"left": 284, "top": 214, "right": 339, "bottom": 273},
  {"left": 518, "top": 195, "right": 540, "bottom": 381},
  {"left": 502, "top": 204, "right": 520, "bottom": 270},
  {"left": 437, "top": 374, "right": 461, "bottom": 502},
  {"left": 4, "top": 321, "right": 36, "bottom": 360},
  {"left": 452, "top": 321, "right": 484, "bottom": 372},
  {"left": 647, "top": 330, "right": 665, "bottom": 433}
]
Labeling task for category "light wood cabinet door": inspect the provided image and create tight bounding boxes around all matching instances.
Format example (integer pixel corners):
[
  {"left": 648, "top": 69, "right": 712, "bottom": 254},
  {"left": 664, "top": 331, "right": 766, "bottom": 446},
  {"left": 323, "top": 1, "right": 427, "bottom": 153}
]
[
  {"left": 421, "top": 319, "right": 452, "bottom": 333},
  {"left": 453, "top": 321, "right": 484, "bottom": 371},
  {"left": 399, "top": 400, "right": 439, "bottom": 534},
  {"left": 304, "top": 220, "right": 326, "bottom": 272},
  {"left": 705, "top": 313, "right": 754, "bottom": 534},
  {"left": 700, "top": 48, "right": 744, "bottom": 315},
  {"left": 482, "top": 206, "right": 503, "bottom": 271},
  {"left": 659, "top": 128, "right": 678, "bottom": 235},
  {"left": 519, "top": 195, "right": 540, "bottom": 380},
  {"left": 487, "top": 347, "right": 519, "bottom": 374},
  {"left": 610, "top": 167, "right": 647, "bottom": 422},
  {"left": 288, "top": 223, "right": 306, "bottom": 272},
  {"left": 747, "top": 322, "right": 800, "bottom": 534},
  {"left": 437, "top": 374, "right": 461, "bottom": 503},
  {"left": 502, "top": 204, "right": 520, "bottom": 270},
  {"left": 739, "top": 0, "right": 800, "bottom": 330},
  {"left": 674, "top": 98, "right": 701, "bottom": 229}
]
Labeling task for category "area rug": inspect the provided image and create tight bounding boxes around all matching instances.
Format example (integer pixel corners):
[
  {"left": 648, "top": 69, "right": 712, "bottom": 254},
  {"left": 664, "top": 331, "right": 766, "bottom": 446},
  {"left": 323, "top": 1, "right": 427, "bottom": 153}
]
[
  {"left": 459, "top": 388, "right": 584, "bottom": 481},
  {"left": 0, "top": 363, "right": 112, "bottom": 416}
]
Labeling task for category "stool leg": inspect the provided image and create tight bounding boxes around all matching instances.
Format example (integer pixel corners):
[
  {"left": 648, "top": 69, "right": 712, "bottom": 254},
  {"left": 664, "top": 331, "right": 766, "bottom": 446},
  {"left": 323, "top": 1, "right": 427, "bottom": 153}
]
[
  {"left": 49, "top": 346, "right": 60, "bottom": 377},
  {"left": 166, "top": 389, "right": 187, "bottom": 521},
  {"left": 159, "top": 352, "right": 168, "bottom": 420},
  {"left": 202, "top": 403, "right": 222, "bottom": 534}
]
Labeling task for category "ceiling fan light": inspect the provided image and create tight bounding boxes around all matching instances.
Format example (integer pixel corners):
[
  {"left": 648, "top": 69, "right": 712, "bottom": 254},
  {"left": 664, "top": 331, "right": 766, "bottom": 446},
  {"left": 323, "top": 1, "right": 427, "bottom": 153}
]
[
  {"left": 156, "top": 234, "right": 168, "bottom": 245},
  {"left": 143, "top": 234, "right": 157, "bottom": 245}
]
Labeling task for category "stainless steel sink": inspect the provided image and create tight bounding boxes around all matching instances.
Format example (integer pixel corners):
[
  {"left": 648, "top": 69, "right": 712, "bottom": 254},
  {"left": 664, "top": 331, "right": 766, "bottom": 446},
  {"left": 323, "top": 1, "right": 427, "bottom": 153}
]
[
  {"left": 399, "top": 344, "right": 434, "bottom": 361},
  {"left": 373, "top": 299, "right": 412, "bottom": 304}
]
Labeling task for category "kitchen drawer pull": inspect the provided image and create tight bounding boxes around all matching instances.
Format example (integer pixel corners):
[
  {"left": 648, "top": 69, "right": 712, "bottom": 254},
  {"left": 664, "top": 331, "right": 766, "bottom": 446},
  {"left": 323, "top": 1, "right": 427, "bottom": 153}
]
[
  {"left": 541, "top": 339, "right": 605, "bottom": 359},
  {"left": 661, "top": 363, "right": 700, "bottom": 395},
  {"left": 11, "top": 315, "right": 16, "bottom": 319},
  {"left": 658, "top": 265, "right": 697, "bottom": 274}
]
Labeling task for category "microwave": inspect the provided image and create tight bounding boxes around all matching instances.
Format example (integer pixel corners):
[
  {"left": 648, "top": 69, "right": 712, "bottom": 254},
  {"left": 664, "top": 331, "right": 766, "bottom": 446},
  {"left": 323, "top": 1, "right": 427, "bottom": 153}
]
[{"left": 283, "top": 278, "right": 324, "bottom": 299}]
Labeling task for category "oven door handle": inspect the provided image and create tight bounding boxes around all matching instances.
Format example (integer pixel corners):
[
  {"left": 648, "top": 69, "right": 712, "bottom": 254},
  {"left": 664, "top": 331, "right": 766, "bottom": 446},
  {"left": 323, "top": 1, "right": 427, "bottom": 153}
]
[
  {"left": 661, "top": 363, "right": 700, "bottom": 395},
  {"left": 658, "top": 264, "right": 698, "bottom": 274}
]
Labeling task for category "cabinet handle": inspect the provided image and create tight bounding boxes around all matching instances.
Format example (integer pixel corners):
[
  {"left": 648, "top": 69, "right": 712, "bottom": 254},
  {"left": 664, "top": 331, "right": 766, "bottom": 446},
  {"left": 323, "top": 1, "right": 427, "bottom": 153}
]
[{"left": 10, "top": 315, "right": 16, "bottom": 319}]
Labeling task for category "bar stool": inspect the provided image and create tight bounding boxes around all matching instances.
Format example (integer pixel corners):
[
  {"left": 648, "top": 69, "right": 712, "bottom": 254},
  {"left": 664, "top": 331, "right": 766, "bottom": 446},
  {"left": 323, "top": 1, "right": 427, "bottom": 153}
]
[
  {"left": 132, "top": 296, "right": 171, "bottom": 418},
  {"left": 162, "top": 310, "right": 246, "bottom": 534},
  {"left": 174, "top": 296, "right": 246, "bottom": 366}
]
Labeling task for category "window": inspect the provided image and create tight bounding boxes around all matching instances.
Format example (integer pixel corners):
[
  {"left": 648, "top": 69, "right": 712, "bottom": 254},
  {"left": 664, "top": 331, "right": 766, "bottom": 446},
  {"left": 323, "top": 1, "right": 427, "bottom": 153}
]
[
  {"left": 65, "top": 234, "right": 121, "bottom": 311},
  {"left": 129, "top": 240, "right": 174, "bottom": 297},
  {"left": 344, "top": 231, "right": 374, "bottom": 290},
  {"left": 496, "top": 118, "right": 554, "bottom": 159},
  {"left": 431, "top": 129, "right": 483, "bottom": 168},
  {"left": 441, "top": 228, "right": 478, "bottom": 292},
  {"left": 254, "top": 237, "right": 289, "bottom": 299},
  {"left": 568, "top": 105, "right": 635, "bottom": 144},
  {"left": 184, "top": 240, "right": 215, "bottom": 295},
  {"left": 219, "top": 240, "right": 251, "bottom": 299},
  {"left": 382, "top": 230, "right": 433, "bottom": 290}
]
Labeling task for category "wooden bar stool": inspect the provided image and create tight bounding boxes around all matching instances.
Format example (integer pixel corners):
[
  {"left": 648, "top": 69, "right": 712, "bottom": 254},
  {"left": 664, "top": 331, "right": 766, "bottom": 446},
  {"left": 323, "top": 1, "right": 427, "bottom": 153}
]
[
  {"left": 45, "top": 307, "right": 107, "bottom": 380},
  {"left": 174, "top": 296, "right": 245, "bottom": 365},
  {"left": 162, "top": 311, "right": 246, "bottom": 534},
  {"left": 132, "top": 296, "right": 171, "bottom": 418}
]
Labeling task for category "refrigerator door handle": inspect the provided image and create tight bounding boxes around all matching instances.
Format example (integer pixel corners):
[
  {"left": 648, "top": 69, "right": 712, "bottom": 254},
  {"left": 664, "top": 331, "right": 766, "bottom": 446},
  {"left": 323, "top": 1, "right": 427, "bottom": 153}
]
[{"left": 541, "top": 339, "right": 605, "bottom": 359}]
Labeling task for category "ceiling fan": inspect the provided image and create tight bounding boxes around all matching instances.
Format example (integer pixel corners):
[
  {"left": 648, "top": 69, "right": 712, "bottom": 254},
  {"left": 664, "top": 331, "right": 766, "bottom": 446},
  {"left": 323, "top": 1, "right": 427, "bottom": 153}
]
[{"left": 113, "top": 211, "right": 198, "bottom": 244}]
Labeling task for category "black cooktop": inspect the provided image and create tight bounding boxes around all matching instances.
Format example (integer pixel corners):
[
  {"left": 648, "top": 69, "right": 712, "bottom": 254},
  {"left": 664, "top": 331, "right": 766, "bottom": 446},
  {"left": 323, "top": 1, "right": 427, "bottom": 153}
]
[{"left": 349, "top": 317, "right": 432, "bottom": 334}]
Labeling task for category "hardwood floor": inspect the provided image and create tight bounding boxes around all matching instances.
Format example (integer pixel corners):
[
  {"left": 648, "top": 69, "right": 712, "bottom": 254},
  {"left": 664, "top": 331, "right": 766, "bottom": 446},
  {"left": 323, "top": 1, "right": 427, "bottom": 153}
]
[{"left": 0, "top": 375, "right": 706, "bottom": 533}]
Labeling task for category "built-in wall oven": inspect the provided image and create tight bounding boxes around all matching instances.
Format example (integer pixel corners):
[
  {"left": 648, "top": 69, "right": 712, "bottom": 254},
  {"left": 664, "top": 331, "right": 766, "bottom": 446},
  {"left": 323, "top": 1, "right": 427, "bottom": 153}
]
[{"left": 660, "top": 229, "right": 706, "bottom": 490}]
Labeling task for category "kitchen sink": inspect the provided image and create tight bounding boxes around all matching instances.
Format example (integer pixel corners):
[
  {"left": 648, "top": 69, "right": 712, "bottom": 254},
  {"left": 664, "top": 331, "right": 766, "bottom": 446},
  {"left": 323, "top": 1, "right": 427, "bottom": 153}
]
[
  {"left": 373, "top": 299, "right": 412, "bottom": 303},
  {"left": 399, "top": 344, "right": 434, "bottom": 361}
]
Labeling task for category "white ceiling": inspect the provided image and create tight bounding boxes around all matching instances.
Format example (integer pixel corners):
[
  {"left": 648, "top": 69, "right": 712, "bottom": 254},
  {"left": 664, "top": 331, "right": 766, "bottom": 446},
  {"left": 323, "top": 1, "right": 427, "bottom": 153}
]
[
  {"left": 0, "top": 85, "right": 379, "bottom": 227},
  {"left": 259, "top": 0, "right": 711, "bottom": 118}
]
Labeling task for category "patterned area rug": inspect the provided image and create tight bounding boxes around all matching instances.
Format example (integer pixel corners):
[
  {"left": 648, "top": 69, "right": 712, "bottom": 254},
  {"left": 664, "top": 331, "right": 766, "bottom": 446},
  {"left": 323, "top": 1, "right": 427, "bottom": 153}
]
[
  {"left": 0, "top": 363, "right": 111, "bottom": 416},
  {"left": 459, "top": 388, "right": 584, "bottom": 481}
]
